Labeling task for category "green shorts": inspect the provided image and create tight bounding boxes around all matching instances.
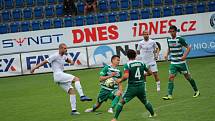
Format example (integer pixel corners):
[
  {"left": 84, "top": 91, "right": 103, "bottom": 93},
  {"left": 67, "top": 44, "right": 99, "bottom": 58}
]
[
  {"left": 122, "top": 83, "right": 147, "bottom": 104},
  {"left": 169, "top": 63, "right": 190, "bottom": 75},
  {"left": 97, "top": 87, "right": 117, "bottom": 103}
]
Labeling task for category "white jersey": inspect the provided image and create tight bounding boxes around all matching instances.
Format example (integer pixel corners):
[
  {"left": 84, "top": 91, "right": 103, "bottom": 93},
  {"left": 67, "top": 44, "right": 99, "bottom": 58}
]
[
  {"left": 137, "top": 39, "right": 158, "bottom": 65},
  {"left": 46, "top": 52, "right": 69, "bottom": 73}
]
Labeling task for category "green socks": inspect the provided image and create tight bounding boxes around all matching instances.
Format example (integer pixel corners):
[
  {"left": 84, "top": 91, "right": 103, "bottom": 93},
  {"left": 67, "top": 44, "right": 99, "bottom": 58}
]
[
  {"left": 145, "top": 102, "right": 154, "bottom": 115},
  {"left": 111, "top": 96, "right": 120, "bottom": 108},
  {"left": 114, "top": 103, "right": 123, "bottom": 119},
  {"left": 187, "top": 78, "right": 198, "bottom": 92},
  {"left": 168, "top": 80, "right": 174, "bottom": 95}
]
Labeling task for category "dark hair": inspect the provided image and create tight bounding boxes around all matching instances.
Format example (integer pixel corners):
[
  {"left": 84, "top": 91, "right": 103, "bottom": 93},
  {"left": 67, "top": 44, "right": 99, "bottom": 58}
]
[
  {"left": 169, "top": 25, "right": 178, "bottom": 31},
  {"left": 111, "top": 55, "right": 120, "bottom": 62},
  {"left": 126, "top": 49, "right": 136, "bottom": 59}
]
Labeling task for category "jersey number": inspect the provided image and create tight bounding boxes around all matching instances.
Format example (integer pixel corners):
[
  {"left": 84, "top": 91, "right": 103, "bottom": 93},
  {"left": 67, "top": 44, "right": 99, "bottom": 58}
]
[{"left": 135, "top": 67, "right": 141, "bottom": 80}]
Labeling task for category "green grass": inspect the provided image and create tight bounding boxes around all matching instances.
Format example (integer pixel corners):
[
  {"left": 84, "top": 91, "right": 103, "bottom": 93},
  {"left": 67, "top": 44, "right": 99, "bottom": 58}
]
[{"left": 0, "top": 56, "right": 215, "bottom": 121}]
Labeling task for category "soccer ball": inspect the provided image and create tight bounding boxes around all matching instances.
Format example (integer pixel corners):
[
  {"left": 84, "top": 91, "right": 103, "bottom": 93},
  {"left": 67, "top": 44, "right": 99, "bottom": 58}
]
[{"left": 104, "top": 78, "right": 115, "bottom": 88}]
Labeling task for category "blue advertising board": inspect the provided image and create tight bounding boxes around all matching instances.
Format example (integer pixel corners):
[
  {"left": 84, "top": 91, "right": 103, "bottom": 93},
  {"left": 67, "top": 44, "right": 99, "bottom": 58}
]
[{"left": 184, "top": 33, "right": 215, "bottom": 58}]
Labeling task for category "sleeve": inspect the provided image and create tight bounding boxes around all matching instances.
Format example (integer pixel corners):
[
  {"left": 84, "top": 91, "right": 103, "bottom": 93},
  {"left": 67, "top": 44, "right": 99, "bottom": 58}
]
[
  {"left": 178, "top": 37, "right": 188, "bottom": 47},
  {"left": 123, "top": 64, "right": 129, "bottom": 73},
  {"left": 46, "top": 54, "right": 57, "bottom": 63},
  {"left": 99, "top": 66, "right": 108, "bottom": 76}
]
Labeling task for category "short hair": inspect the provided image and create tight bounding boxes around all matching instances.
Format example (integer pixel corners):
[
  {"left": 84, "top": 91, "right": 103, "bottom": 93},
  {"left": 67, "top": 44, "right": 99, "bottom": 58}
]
[
  {"left": 59, "top": 43, "right": 66, "bottom": 49},
  {"left": 111, "top": 55, "right": 120, "bottom": 62},
  {"left": 169, "top": 25, "right": 178, "bottom": 31},
  {"left": 126, "top": 49, "right": 136, "bottom": 59}
]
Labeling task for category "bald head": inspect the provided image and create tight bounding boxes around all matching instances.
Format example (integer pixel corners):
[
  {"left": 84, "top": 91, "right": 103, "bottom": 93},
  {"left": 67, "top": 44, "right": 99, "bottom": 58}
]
[
  {"left": 58, "top": 43, "right": 67, "bottom": 55},
  {"left": 59, "top": 43, "right": 67, "bottom": 49},
  {"left": 143, "top": 30, "right": 149, "bottom": 41}
]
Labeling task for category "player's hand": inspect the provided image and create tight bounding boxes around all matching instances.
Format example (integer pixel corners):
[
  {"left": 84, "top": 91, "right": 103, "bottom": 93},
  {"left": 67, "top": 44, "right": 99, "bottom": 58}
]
[
  {"left": 30, "top": 68, "right": 35, "bottom": 74},
  {"left": 111, "top": 72, "right": 117, "bottom": 77},
  {"left": 116, "top": 90, "right": 122, "bottom": 96},
  {"left": 181, "top": 56, "right": 186, "bottom": 61},
  {"left": 116, "top": 78, "right": 122, "bottom": 84}
]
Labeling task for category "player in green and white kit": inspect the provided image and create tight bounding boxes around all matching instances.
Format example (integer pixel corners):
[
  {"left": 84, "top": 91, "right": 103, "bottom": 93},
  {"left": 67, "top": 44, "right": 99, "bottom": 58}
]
[
  {"left": 85, "top": 55, "right": 123, "bottom": 113},
  {"left": 162, "top": 25, "right": 200, "bottom": 100},
  {"left": 111, "top": 49, "right": 156, "bottom": 121}
]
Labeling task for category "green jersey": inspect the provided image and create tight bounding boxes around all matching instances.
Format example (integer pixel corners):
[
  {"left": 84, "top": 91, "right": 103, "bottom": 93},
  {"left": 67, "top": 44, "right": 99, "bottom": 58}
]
[
  {"left": 99, "top": 65, "right": 122, "bottom": 90},
  {"left": 167, "top": 36, "right": 188, "bottom": 64},
  {"left": 124, "top": 60, "right": 148, "bottom": 85}
]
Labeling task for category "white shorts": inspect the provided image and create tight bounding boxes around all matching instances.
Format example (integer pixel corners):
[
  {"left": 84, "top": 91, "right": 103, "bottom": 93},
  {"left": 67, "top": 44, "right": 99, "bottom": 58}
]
[
  {"left": 53, "top": 72, "right": 75, "bottom": 93},
  {"left": 146, "top": 63, "right": 158, "bottom": 73}
]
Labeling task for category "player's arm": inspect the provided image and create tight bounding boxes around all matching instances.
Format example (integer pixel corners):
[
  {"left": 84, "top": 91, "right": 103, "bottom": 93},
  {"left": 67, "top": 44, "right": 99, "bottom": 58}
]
[
  {"left": 136, "top": 42, "right": 141, "bottom": 55},
  {"left": 116, "top": 70, "right": 129, "bottom": 84},
  {"left": 99, "top": 66, "right": 116, "bottom": 82},
  {"left": 99, "top": 72, "right": 116, "bottom": 82},
  {"left": 154, "top": 47, "right": 159, "bottom": 60},
  {"left": 182, "top": 45, "right": 191, "bottom": 61},
  {"left": 65, "top": 58, "right": 75, "bottom": 65},
  {"left": 180, "top": 37, "right": 191, "bottom": 61},
  {"left": 30, "top": 60, "right": 49, "bottom": 74}
]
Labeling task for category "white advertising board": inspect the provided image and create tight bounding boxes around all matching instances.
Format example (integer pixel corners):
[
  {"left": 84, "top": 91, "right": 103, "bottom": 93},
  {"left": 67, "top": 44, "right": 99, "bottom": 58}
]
[
  {"left": 0, "top": 54, "right": 22, "bottom": 77},
  {"left": 21, "top": 47, "right": 88, "bottom": 74},
  {"left": 0, "top": 12, "right": 214, "bottom": 55},
  {"left": 87, "top": 39, "right": 168, "bottom": 67}
]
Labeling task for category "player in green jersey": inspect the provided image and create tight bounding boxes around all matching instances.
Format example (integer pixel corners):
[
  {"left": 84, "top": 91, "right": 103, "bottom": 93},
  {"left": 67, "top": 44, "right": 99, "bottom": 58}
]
[
  {"left": 162, "top": 25, "right": 200, "bottom": 100},
  {"left": 111, "top": 49, "right": 156, "bottom": 121},
  {"left": 85, "top": 55, "right": 123, "bottom": 113}
]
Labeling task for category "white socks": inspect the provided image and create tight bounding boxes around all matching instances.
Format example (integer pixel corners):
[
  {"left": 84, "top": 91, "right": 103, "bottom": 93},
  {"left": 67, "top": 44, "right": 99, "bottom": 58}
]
[
  {"left": 70, "top": 95, "right": 76, "bottom": 111},
  {"left": 75, "top": 81, "right": 84, "bottom": 97},
  {"left": 156, "top": 81, "right": 161, "bottom": 91}
]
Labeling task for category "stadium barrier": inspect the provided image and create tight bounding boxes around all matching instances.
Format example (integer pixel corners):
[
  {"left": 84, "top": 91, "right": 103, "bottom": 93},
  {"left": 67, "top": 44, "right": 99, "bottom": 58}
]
[{"left": 0, "top": 12, "right": 215, "bottom": 77}]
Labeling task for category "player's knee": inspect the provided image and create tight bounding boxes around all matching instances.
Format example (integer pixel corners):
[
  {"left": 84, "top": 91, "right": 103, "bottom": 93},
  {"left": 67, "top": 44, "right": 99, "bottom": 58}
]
[
  {"left": 169, "top": 75, "right": 175, "bottom": 80},
  {"left": 120, "top": 99, "right": 125, "bottom": 105},
  {"left": 74, "top": 77, "right": 80, "bottom": 82},
  {"left": 68, "top": 88, "right": 75, "bottom": 95}
]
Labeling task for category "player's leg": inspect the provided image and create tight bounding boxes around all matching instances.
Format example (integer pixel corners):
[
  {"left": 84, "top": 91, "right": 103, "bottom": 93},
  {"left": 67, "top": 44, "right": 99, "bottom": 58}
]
[
  {"left": 72, "top": 76, "right": 92, "bottom": 101},
  {"left": 181, "top": 63, "right": 200, "bottom": 97},
  {"left": 58, "top": 82, "right": 80, "bottom": 115},
  {"left": 112, "top": 87, "right": 134, "bottom": 121},
  {"left": 85, "top": 88, "right": 110, "bottom": 112},
  {"left": 162, "top": 64, "right": 177, "bottom": 100},
  {"left": 137, "top": 85, "right": 155, "bottom": 117},
  {"left": 109, "top": 89, "right": 121, "bottom": 113},
  {"left": 150, "top": 63, "right": 161, "bottom": 92}
]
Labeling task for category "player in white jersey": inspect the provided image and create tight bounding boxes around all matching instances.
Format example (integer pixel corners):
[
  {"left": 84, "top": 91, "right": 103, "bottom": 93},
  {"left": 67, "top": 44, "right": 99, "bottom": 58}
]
[
  {"left": 30, "top": 43, "right": 92, "bottom": 115},
  {"left": 137, "top": 30, "right": 161, "bottom": 92}
]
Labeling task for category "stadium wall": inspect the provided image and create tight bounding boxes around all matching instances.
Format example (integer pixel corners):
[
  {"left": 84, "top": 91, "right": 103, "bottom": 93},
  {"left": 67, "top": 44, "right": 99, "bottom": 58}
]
[{"left": 0, "top": 12, "right": 215, "bottom": 77}]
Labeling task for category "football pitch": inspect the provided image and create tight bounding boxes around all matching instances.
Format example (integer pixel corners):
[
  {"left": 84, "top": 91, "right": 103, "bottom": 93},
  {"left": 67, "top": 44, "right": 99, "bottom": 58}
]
[{"left": 0, "top": 56, "right": 215, "bottom": 121}]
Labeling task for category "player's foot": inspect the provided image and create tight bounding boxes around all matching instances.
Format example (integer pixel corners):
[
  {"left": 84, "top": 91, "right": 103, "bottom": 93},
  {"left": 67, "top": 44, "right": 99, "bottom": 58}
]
[
  {"left": 193, "top": 91, "right": 200, "bottom": 98},
  {"left": 71, "top": 110, "right": 80, "bottom": 115},
  {"left": 149, "top": 113, "right": 157, "bottom": 118},
  {"left": 162, "top": 95, "right": 173, "bottom": 100},
  {"left": 85, "top": 108, "right": 94, "bottom": 112},
  {"left": 108, "top": 108, "right": 113, "bottom": 113},
  {"left": 80, "top": 96, "right": 92, "bottom": 101},
  {"left": 111, "top": 118, "right": 117, "bottom": 121}
]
